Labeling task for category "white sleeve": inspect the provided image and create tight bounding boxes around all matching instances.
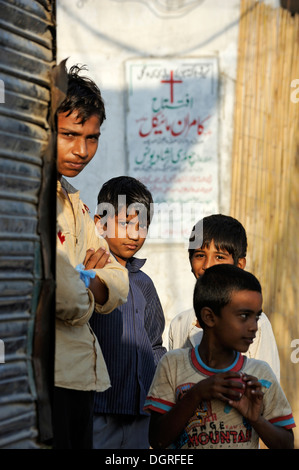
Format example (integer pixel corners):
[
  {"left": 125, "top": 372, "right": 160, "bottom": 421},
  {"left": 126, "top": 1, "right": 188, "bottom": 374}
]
[
  {"left": 168, "top": 308, "right": 196, "bottom": 350},
  {"left": 247, "top": 312, "right": 280, "bottom": 382}
]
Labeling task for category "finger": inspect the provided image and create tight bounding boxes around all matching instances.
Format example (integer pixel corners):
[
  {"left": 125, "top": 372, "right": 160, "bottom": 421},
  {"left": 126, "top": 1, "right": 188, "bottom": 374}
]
[
  {"left": 221, "top": 381, "right": 245, "bottom": 401},
  {"left": 224, "top": 376, "right": 246, "bottom": 393},
  {"left": 246, "top": 379, "right": 262, "bottom": 390},
  {"left": 224, "top": 377, "right": 245, "bottom": 387},
  {"left": 217, "top": 392, "right": 232, "bottom": 403},
  {"left": 242, "top": 374, "right": 258, "bottom": 384},
  {"left": 83, "top": 248, "right": 95, "bottom": 266},
  {"left": 91, "top": 247, "right": 111, "bottom": 268},
  {"left": 84, "top": 247, "right": 108, "bottom": 269},
  {"left": 218, "top": 390, "right": 244, "bottom": 403},
  {"left": 250, "top": 388, "right": 264, "bottom": 398},
  {"left": 223, "top": 389, "right": 244, "bottom": 401},
  {"left": 93, "top": 250, "right": 111, "bottom": 269},
  {"left": 220, "top": 371, "right": 242, "bottom": 382}
]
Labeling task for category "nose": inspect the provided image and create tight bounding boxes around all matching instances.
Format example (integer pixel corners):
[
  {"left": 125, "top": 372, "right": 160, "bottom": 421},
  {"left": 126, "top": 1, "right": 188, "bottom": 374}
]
[
  {"left": 73, "top": 138, "right": 88, "bottom": 159},
  {"left": 127, "top": 222, "right": 139, "bottom": 240},
  {"left": 248, "top": 317, "right": 259, "bottom": 333},
  {"left": 202, "top": 255, "right": 213, "bottom": 271}
]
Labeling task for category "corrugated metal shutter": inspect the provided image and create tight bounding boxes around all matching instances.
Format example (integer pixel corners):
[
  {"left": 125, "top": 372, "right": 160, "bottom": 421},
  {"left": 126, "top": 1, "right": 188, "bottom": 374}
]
[{"left": 0, "top": 0, "right": 56, "bottom": 448}]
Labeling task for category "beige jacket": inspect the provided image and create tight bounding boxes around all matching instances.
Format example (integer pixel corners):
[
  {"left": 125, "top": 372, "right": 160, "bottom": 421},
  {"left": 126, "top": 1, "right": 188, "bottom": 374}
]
[{"left": 56, "top": 178, "right": 129, "bottom": 391}]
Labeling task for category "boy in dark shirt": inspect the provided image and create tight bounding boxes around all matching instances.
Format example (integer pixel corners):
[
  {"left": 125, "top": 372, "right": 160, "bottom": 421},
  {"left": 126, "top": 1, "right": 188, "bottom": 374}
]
[{"left": 90, "top": 176, "right": 166, "bottom": 449}]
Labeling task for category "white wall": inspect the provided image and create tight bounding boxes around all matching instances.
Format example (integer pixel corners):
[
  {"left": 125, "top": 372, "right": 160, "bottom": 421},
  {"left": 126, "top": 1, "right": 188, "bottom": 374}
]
[{"left": 56, "top": 0, "right": 279, "bottom": 346}]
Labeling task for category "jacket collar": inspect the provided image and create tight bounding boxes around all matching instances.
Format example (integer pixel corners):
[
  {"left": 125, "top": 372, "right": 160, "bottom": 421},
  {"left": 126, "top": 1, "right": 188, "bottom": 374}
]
[{"left": 57, "top": 177, "right": 79, "bottom": 196}]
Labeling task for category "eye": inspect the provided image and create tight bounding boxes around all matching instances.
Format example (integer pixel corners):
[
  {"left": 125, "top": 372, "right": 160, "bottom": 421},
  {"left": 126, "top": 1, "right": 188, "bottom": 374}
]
[
  {"left": 62, "top": 132, "right": 75, "bottom": 138},
  {"left": 240, "top": 313, "right": 249, "bottom": 320},
  {"left": 193, "top": 252, "right": 204, "bottom": 259},
  {"left": 215, "top": 252, "right": 231, "bottom": 261}
]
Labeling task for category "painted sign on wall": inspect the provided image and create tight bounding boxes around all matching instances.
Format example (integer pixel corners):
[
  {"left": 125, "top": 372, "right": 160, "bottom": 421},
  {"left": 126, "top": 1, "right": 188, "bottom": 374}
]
[{"left": 126, "top": 58, "right": 219, "bottom": 241}]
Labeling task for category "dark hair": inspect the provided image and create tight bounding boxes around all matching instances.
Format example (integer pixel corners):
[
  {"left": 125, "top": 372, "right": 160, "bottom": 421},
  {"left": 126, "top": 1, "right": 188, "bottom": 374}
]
[
  {"left": 56, "top": 64, "right": 106, "bottom": 125},
  {"left": 96, "top": 176, "right": 153, "bottom": 226},
  {"left": 193, "top": 264, "right": 262, "bottom": 328},
  {"left": 188, "top": 214, "right": 247, "bottom": 265}
]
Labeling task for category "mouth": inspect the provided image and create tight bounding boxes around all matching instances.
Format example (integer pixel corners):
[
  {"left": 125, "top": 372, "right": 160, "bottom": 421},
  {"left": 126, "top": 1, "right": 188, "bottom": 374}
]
[
  {"left": 67, "top": 161, "right": 86, "bottom": 170},
  {"left": 124, "top": 244, "right": 139, "bottom": 250},
  {"left": 243, "top": 337, "right": 255, "bottom": 344}
]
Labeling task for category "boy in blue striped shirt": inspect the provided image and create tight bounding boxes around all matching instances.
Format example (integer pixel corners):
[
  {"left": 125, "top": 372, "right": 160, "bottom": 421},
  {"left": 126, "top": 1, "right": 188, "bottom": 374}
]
[{"left": 90, "top": 176, "right": 166, "bottom": 449}]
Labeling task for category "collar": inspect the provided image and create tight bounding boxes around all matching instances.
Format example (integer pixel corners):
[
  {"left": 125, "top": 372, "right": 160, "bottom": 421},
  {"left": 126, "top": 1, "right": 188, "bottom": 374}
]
[
  {"left": 126, "top": 257, "right": 146, "bottom": 273},
  {"left": 191, "top": 347, "right": 245, "bottom": 376},
  {"left": 57, "top": 177, "right": 79, "bottom": 196}
]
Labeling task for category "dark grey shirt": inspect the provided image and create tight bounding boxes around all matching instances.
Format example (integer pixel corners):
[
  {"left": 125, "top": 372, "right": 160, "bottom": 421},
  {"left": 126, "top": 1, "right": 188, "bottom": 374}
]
[{"left": 90, "top": 257, "right": 166, "bottom": 415}]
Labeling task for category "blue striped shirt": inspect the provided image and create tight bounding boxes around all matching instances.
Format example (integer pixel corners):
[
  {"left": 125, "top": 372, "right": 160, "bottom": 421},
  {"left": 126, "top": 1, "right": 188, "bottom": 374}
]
[{"left": 90, "top": 257, "right": 167, "bottom": 415}]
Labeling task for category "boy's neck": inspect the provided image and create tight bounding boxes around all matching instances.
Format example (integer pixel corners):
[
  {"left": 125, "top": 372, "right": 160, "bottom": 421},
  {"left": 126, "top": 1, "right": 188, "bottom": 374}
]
[
  {"left": 111, "top": 252, "right": 128, "bottom": 267},
  {"left": 197, "top": 336, "right": 237, "bottom": 370}
]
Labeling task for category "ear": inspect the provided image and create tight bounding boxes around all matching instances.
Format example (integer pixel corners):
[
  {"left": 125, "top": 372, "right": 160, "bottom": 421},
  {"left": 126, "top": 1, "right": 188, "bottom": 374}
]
[
  {"left": 237, "top": 257, "right": 246, "bottom": 270},
  {"left": 94, "top": 214, "right": 106, "bottom": 237},
  {"left": 200, "top": 307, "right": 217, "bottom": 328}
]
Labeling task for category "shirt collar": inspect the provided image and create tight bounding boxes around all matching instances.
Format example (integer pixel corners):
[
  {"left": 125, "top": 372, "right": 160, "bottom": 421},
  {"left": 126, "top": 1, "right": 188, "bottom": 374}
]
[
  {"left": 58, "top": 177, "right": 78, "bottom": 195},
  {"left": 57, "top": 177, "right": 80, "bottom": 200},
  {"left": 126, "top": 256, "right": 146, "bottom": 273},
  {"left": 191, "top": 347, "right": 245, "bottom": 376}
]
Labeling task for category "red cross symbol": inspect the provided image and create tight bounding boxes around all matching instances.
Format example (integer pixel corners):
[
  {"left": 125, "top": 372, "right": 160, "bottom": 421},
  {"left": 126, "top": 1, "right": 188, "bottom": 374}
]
[{"left": 161, "top": 70, "right": 182, "bottom": 103}]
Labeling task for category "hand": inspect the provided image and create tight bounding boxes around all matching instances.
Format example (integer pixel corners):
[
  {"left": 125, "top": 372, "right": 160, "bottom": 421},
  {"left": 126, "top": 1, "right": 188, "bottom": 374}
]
[
  {"left": 195, "top": 371, "right": 247, "bottom": 403},
  {"left": 227, "top": 374, "right": 264, "bottom": 423},
  {"left": 83, "top": 247, "right": 111, "bottom": 270},
  {"left": 82, "top": 247, "right": 110, "bottom": 305}
]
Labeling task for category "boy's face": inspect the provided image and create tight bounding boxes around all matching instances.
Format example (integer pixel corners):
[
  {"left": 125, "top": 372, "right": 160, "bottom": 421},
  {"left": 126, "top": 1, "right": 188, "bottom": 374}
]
[
  {"left": 94, "top": 206, "right": 147, "bottom": 266},
  {"left": 211, "top": 289, "right": 262, "bottom": 353},
  {"left": 191, "top": 240, "right": 246, "bottom": 279},
  {"left": 57, "top": 111, "right": 101, "bottom": 178}
]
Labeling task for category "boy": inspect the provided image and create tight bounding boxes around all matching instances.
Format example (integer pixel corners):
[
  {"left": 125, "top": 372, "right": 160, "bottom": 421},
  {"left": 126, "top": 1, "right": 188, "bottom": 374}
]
[
  {"left": 145, "top": 264, "right": 295, "bottom": 449},
  {"left": 55, "top": 64, "right": 129, "bottom": 449},
  {"left": 169, "top": 214, "right": 280, "bottom": 380},
  {"left": 90, "top": 176, "right": 167, "bottom": 449}
]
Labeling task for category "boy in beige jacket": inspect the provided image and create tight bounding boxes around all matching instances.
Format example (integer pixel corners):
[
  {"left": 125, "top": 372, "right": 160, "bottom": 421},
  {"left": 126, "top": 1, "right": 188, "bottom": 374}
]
[{"left": 54, "top": 64, "right": 128, "bottom": 449}]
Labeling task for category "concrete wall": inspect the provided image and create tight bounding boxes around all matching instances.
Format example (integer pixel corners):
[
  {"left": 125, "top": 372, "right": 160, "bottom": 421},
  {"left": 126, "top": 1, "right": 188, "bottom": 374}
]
[{"left": 56, "top": 0, "right": 279, "bottom": 346}]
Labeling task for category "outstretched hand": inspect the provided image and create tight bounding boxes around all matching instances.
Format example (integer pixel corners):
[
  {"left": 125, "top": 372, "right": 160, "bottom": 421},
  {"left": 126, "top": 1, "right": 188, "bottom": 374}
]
[
  {"left": 81, "top": 247, "right": 110, "bottom": 305},
  {"left": 83, "top": 247, "right": 111, "bottom": 270}
]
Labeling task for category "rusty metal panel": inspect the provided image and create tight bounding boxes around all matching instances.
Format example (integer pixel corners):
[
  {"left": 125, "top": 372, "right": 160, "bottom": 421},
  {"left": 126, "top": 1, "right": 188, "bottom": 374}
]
[{"left": 0, "top": 0, "right": 56, "bottom": 448}]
